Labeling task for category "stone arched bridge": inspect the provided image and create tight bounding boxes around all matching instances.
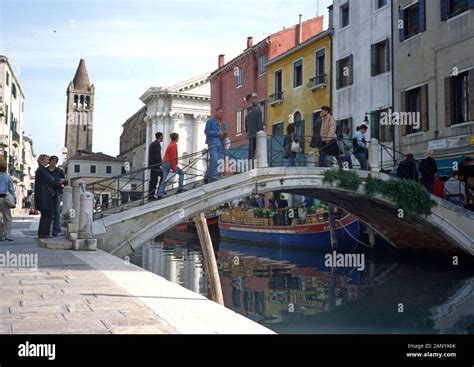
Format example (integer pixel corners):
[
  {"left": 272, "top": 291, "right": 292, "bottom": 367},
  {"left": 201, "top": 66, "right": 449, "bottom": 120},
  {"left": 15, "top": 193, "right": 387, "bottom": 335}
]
[{"left": 91, "top": 167, "right": 474, "bottom": 258}]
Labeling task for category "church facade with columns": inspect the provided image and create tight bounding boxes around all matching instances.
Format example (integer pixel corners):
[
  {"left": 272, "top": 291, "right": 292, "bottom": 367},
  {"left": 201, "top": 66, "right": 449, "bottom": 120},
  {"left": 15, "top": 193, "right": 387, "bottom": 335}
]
[{"left": 139, "top": 72, "right": 211, "bottom": 180}]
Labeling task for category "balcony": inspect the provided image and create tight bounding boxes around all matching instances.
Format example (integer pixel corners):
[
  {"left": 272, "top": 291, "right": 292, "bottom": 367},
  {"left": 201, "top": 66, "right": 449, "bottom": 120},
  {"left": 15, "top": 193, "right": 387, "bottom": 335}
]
[
  {"left": 0, "top": 134, "right": 8, "bottom": 147},
  {"left": 269, "top": 91, "right": 284, "bottom": 106},
  {"left": 308, "top": 74, "right": 327, "bottom": 90}
]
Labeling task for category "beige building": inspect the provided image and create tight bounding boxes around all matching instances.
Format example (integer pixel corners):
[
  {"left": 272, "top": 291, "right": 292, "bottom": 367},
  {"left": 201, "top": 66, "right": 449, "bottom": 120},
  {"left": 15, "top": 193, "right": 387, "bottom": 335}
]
[
  {"left": 119, "top": 106, "right": 147, "bottom": 172},
  {"left": 0, "top": 55, "right": 37, "bottom": 209},
  {"left": 64, "top": 58, "right": 95, "bottom": 159}
]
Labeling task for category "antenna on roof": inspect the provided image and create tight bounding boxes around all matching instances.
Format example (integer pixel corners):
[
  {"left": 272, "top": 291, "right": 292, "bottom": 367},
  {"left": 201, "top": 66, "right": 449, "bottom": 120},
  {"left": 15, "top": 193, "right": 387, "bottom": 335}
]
[{"left": 316, "top": 0, "right": 320, "bottom": 16}]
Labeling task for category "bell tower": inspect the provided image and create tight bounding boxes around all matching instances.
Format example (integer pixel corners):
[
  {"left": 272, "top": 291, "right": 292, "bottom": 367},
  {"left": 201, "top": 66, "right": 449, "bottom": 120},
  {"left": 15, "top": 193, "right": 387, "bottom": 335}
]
[{"left": 65, "top": 58, "right": 94, "bottom": 158}]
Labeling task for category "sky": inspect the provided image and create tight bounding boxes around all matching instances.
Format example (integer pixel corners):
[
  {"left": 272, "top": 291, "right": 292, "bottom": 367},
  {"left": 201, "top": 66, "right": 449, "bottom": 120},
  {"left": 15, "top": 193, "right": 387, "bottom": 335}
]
[{"left": 0, "top": 0, "right": 331, "bottom": 160}]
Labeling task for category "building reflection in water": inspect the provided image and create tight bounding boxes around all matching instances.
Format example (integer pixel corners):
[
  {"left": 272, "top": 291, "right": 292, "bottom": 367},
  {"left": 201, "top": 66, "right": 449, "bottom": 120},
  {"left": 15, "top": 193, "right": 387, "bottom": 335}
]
[{"left": 133, "top": 235, "right": 474, "bottom": 334}]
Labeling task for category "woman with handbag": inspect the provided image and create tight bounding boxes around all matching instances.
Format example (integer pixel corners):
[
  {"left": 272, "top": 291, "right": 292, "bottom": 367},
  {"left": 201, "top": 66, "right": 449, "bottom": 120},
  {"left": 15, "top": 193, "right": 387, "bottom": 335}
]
[
  {"left": 0, "top": 162, "right": 16, "bottom": 241},
  {"left": 283, "top": 123, "right": 298, "bottom": 167}
]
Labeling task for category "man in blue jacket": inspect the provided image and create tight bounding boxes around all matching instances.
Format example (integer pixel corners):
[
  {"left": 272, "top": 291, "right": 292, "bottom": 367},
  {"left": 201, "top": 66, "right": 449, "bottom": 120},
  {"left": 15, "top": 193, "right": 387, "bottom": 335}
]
[{"left": 205, "top": 107, "right": 228, "bottom": 183}]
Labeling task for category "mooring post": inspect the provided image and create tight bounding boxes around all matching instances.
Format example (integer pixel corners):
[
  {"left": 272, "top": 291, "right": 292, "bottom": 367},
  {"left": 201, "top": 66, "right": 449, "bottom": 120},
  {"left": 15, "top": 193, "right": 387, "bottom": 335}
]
[
  {"left": 328, "top": 205, "right": 338, "bottom": 250},
  {"left": 194, "top": 212, "right": 224, "bottom": 305}
]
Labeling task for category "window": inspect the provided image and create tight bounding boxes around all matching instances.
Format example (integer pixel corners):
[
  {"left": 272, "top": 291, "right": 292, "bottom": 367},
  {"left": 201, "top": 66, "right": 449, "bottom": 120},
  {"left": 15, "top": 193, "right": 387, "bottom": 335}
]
[
  {"left": 74, "top": 164, "right": 80, "bottom": 173},
  {"left": 4, "top": 104, "right": 8, "bottom": 125},
  {"left": 5, "top": 71, "right": 9, "bottom": 86},
  {"left": 312, "top": 111, "right": 322, "bottom": 138},
  {"left": 337, "top": 117, "right": 352, "bottom": 139},
  {"left": 377, "top": 0, "right": 387, "bottom": 8},
  {"left": 12, "top": 83, "right": 17, "bottom": 99},
  {"left": 85, "top": 96, "right": 90, "bottom": 109},
  {"left": 400, "top": 1, "right": 426, "bottom": 41},
  {"left": 274, "top": 70, "right": 282, "bottom": 93},
  {"left": 90, "top": 165, "right": 96, "bottom": 174},
  {"left": 106, "top": 166, "right": 112, "bottom": 174},
  {"left": 236, "top": 110, "right": 243, "bottom": 134},
  {"left": 121, "top": 167, "right": 126, "bottom": 174},
  {"left": 371, "top": 39, "right": 390, "bottom": 76},
  {"left": 441, "top": 0, "right": 472, "bottom": 20},
  {"left": 74, "top": 95, "right": 78, "bottom": 108},
  {"left": 258, "top": 54, "right": 267, "bottom": 75},
  {"left": 370, "top": 109, "right": 392, "bottom": 143},
  {"left": 404, "top": 87, "right": 423, "bottom": 135},
  {"left": 450, "top": 71, "right": 471, "bottom": 125},
  {"left": 315, "top": 49, "right": 326, "bottom": 79},
  {"left": 293, "top": 59, "right": 303, "bottom": 88},
  {"left": 336, "top": 55, "right": 353, "bottom": 89},
  {"left": 235, "top": 66, "right": 242, "bottom": 87},
  {"left": 341, "top": 2, "right": 350, "bottom": 28},
  {"left": 272, "top": 122, "right": 283, "bottom": 136}
]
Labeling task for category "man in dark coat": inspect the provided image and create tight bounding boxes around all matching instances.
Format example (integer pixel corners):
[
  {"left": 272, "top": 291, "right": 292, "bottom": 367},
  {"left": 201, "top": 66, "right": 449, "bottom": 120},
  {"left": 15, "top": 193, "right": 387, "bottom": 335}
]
[
  {"left": 35, "top": 154, "right": 64, "bottom": 238},
  {"left": 245, "top": 101, "right": 264, "bottom": 169},
  {"left": 397, "top": 153, "right": 418, "bottom": 181},
  {"left": 148, "top": 132, "right": 163, "bottom": 200}
]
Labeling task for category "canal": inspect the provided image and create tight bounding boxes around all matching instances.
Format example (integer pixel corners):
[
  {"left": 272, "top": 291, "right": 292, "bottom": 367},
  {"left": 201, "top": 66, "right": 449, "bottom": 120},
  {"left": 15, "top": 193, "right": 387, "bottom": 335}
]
[{"left": 130, "top": 231, "right": 474, "bottom": 334}]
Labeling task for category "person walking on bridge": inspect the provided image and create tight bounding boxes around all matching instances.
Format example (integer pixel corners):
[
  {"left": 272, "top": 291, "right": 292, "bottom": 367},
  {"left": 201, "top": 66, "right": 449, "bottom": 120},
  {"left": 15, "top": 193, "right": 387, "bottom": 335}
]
[
  {"left": 158, "top": 133, "right": 185, "bottom": 199},
  {"left": 148, "top": 132, "right": 163, "bottom": 201},
  {"left": 245, "top": 101, "right": 264, "bottom": 169},
  {"left": 204, "top": 107, "right": 228, "bottom": 183}
]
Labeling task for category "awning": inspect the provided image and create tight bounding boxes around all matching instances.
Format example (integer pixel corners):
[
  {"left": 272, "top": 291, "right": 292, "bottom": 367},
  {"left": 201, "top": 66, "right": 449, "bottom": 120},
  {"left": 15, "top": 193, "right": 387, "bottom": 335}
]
[{"left": 435, "top": 157, "right": 466, "bottom": 176}]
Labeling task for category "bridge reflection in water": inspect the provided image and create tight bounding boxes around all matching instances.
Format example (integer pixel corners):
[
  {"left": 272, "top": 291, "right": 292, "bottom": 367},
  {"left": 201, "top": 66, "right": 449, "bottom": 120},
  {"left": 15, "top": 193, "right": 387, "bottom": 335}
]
[{"left": 130, "top": 235, "right": 474, "bottom": 334}]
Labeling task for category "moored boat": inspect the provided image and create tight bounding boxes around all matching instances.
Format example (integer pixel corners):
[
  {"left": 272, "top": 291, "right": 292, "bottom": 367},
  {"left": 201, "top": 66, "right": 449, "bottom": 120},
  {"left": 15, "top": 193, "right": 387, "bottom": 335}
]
[{"left": 218, "top": 206, "right": 360, "bottom": 251}]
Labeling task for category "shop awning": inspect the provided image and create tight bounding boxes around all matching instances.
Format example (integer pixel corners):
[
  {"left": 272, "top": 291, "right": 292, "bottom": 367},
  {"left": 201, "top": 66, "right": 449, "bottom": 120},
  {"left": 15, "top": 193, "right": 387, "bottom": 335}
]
[{"left": 436, "top": 157, "right": 466, "bottom": 176}]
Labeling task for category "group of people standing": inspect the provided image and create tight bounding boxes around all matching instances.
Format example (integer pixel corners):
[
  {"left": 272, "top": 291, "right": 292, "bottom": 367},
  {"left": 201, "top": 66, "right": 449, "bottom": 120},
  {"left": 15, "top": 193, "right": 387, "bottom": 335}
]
[{"left": 284, "top": 106, "right": 369, "bottom": 170}]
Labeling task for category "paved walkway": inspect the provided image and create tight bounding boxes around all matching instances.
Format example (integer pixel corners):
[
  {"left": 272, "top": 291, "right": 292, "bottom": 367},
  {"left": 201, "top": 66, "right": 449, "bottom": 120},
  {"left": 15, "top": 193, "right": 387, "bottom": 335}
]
[{"left": 0, "top": 215, "right": 272, "bottom": 334}]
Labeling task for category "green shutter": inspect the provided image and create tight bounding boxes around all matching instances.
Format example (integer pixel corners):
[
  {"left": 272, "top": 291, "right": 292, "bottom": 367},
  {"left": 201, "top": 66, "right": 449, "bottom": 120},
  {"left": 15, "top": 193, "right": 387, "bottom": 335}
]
[
  {"left": 371, "top": 44, "right": 377, "bottom": 76},
  {"left": 336, "top": 60, "right": 341, "bottom": 89},
  {"left": 370, "top": 111, "right": 379, "bottom": 141}
]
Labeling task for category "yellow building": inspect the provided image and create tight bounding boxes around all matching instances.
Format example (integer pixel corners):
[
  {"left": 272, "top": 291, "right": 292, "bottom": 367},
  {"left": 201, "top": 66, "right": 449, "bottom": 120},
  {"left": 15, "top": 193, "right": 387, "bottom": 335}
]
[{"left": 267, "top": 29, "right": 333, "bottom": 155}]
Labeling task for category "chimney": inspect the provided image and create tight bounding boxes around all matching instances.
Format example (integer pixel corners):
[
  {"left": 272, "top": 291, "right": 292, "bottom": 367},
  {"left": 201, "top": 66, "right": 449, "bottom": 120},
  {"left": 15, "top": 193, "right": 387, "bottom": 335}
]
[
  {"left": 328, "top": 5, "right": 334, "bottom": 30},
  {"left": 218, "top": 54, "right": 225, "bottom": 68},
  {"left": 247, "top": 36, "right": 253, "bottom": 49},
  {"left": 297, "top": 14, "right": 303, "bottom": 45}
]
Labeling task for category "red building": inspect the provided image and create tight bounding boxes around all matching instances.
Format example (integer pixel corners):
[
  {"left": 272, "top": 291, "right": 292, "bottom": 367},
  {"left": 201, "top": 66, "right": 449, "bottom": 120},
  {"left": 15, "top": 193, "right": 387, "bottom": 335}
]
[{"left": 209, "top": 16, "right": 324, "bottom": 148}]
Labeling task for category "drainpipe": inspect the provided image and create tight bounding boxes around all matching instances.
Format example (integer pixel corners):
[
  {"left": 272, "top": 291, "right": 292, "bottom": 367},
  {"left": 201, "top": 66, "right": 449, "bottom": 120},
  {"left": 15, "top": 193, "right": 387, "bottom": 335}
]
[{"left": 391, "top": 0, "right": 396, "bottom": 167}]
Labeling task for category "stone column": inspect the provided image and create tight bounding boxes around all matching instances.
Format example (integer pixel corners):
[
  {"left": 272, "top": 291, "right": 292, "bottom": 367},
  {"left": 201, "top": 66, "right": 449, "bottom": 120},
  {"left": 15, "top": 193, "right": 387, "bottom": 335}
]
[
  {"left": 61, "top": 186, "right": 73, "bottom": 233},
  {"left": 73, "top": 191, "right": 97, "bottom": 251},
  {"left": 256, "top": 131, "right": 268, "bottom": 168},
  {"left": 368, "top": 138, "right": 380, "bottom": 172},
  {"left": 68, "top": 179, "right": 85, "bottom": 240}
]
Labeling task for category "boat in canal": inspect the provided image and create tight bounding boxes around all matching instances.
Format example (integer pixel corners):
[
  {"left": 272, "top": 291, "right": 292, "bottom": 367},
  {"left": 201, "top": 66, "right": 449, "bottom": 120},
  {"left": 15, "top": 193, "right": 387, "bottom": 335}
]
[{"left": 218, "top": 206, "right": 360, "bottom": 251}]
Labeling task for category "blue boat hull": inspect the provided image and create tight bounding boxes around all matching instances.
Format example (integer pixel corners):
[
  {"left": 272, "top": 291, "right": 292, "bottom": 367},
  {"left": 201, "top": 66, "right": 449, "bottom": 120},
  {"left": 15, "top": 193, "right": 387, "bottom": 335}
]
[{"left": 219, "top": 216, "right": 360, "bottom": 252}]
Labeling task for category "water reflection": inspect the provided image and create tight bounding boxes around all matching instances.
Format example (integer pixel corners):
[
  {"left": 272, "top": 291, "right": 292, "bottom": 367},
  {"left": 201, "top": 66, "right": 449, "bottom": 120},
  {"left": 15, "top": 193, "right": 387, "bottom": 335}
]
[{"left": 131, "top": 236, "right": 474, "bottom": 334}]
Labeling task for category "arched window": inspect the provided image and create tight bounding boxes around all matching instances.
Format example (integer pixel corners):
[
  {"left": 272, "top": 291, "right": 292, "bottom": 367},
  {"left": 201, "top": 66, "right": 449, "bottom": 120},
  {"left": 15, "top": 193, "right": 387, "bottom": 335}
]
[
  {"left": 74, "top": 95, "right": 78, "bottom": 108},
  {"left": 85, "top": 96, "right": 90, "bottom": 109},
  {"left": 294, "top": 111, "right": 302, "bottom": 122},
  {"left": 79, "top": 96, "right": 84, "bottom": 109}
]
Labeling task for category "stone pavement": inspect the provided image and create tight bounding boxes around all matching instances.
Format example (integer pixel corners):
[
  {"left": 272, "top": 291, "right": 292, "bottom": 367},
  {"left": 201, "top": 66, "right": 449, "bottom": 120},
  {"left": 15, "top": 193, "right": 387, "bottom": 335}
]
[{"left": 0, "top": 214, "right": 273, "bottom": 334}]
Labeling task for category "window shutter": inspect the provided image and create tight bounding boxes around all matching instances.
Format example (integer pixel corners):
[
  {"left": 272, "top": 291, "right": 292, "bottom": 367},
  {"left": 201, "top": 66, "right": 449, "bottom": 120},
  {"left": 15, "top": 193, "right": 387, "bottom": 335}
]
[
  {"left": 419, "top": 0, "right": 426, "bottom": 32},
  {"left": 370, "top": 111, "right": 379, "bottom": 141},
  {"left": 421, "top": 84, "right": 429, "bottom": 131},
  {"left": 440, "top": 0, "right": 449, "bottom": 21},
  {"left": 399, "top": 9, "right": 405, "bottom": 42},
  {"left": 444, "top": 77, "right": 452, "bottom": 127},
  {"left": 386, "top": 38, "right": 391, "bottom": 72},
  {"left": 469, "top": 69, "right": 474, "bottom": 122},
  {"left": 349, "top": 116, "right": 353, "bottom": 138},
  {"left": 371, "top": 44, "right": 377, "bottom": 77},
  {"left": 400, "top": 91, "right": 407, "bottom": 136},
  {"left": 349, "top": 55, "right": 354, "bottom": 85},
  {"left": 336, "top": 60, "right": 341, "bottom": 89}
]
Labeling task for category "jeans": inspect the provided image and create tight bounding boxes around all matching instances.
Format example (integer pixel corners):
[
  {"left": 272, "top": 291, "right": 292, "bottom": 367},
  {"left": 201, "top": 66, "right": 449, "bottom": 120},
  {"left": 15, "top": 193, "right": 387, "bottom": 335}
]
[
  {"left": 354, "top": 152, "right": 368, "bottom": 171},
  {"left": 38, "top": 209, "right": 53, "bottom": 237},
  {"left": 148, "top": 167, "right": 163, "bottom": 199},
  {"left": 52, "top": 193, "right": 62, "bottom": 236},
  {"left": 287, "top": 155, "right": 296, "bottom": 167},
  {"left": 205, "top": 143, "right": 224, "bottom": 182},
  {"left": 158, "top": 162, "right": 184, "bottom": 196}
]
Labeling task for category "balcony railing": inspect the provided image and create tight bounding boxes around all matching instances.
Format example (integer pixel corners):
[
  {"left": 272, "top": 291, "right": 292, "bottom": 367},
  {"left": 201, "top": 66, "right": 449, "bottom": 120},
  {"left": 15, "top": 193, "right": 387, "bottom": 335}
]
[
  {"left": 308, "top": 74, "right": 327, "bottom": 90},
  {"left": 269, "top": 91, "right": 284, "bottom": 105}
]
